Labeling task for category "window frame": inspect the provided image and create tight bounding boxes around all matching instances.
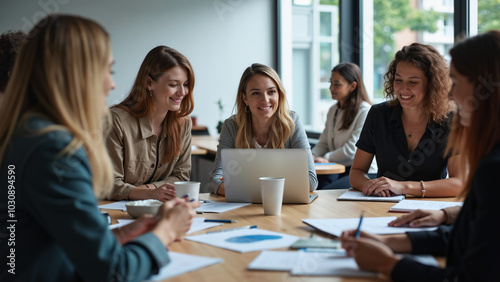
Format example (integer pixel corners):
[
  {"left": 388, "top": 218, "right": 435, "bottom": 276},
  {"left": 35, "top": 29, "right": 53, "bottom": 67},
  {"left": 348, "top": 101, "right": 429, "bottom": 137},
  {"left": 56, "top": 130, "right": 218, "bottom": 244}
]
[{"left": 278, "top": 0, "right": 479, "bottom": 132}]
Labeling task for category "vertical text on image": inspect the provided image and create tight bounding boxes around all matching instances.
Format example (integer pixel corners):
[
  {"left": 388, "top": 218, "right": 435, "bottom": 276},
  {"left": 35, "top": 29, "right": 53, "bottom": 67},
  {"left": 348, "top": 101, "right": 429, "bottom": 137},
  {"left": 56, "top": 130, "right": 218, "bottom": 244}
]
[{"left": 7, "top": 164, "right": 17, "bottom": 275}]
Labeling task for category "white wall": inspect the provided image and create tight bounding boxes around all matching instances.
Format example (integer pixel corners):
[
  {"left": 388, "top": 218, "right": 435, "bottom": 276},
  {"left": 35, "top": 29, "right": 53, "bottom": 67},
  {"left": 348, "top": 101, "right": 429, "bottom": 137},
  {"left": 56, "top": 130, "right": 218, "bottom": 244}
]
[{"left": 0, "top": 0, "right": 276, "bottom": 135}]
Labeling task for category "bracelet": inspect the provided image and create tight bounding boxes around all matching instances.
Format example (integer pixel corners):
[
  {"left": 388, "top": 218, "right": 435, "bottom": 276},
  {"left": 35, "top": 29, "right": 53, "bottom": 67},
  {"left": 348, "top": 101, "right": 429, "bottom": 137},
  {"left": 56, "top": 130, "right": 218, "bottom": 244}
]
[{"left": 420, "top": 180, "right": 426, "bottom": 198}]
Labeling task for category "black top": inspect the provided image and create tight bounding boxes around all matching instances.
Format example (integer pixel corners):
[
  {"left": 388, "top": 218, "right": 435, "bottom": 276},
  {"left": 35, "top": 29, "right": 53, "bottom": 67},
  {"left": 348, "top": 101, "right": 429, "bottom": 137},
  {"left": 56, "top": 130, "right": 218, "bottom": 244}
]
[
  {"left": 356, "top": 102, "right": 452, "bottom": 181},
  {"left": 391, "top": 143, "right": 500, "bottom": 281}
]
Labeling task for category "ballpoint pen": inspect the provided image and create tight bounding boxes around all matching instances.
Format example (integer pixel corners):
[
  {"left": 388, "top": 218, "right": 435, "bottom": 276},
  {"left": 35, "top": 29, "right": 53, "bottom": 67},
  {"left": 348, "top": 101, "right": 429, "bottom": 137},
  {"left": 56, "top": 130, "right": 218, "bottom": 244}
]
[
  {"left": 204, "top": 219, "right": 238, "bottom": 223},
  {"left": 207, "top": 225, "right": 257, "bottom": 234},
  {"left": 355, "top": 211, "right": 364, "bottom": 238}
]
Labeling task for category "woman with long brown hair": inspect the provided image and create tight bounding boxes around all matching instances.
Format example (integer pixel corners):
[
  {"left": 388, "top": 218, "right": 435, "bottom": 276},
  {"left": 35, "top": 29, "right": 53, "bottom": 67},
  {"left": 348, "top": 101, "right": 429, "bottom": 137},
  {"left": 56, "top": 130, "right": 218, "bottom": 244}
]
[
  {"left": 341, "top": 30, "right": 500, "bottom": 280},
  {"left": 106, "top": 46, "right": 195, "bottom": 201}
]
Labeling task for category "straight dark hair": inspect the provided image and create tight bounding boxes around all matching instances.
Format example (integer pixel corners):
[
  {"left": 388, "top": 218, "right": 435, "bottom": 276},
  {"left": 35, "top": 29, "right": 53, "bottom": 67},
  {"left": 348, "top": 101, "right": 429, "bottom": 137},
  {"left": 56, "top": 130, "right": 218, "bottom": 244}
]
[{"left": 333, "top": 63, "right": 371, "bottom": 130}]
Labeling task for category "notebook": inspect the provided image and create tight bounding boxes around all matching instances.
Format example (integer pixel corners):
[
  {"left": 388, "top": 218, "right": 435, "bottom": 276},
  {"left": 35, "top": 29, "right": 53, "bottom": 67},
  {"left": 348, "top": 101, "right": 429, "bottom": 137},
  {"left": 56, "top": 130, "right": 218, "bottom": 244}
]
[
  {"left": 221, "top": 148, "right": 312, "bottom": 204},
  {"left": 337, "top": 190, "right": 405, "bottom": 203}
]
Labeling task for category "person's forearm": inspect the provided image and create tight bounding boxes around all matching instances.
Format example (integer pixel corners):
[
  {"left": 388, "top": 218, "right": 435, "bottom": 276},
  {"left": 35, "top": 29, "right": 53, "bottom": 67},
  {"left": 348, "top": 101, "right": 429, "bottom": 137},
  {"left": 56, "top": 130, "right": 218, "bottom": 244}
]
[
  {"left": 128, "top": 185, "right": 153, "bottom": 200},
  {"left": 112, "top": 227, "right": 127, "bottom": 245},
  {"left": 217, "top": 183, "right": 225, "bottom": 196},
  {"left": 382, "top": 234, "right": 412, "bottom": 253},
  {"left": 349, "top": 168, "right": 371, "bottom": 191},
  {"left": 151, "top": 221, "right": 176, "bottom": 246},
  {"left": 403, "top": 177, "right": 462, "bottom": 197}
]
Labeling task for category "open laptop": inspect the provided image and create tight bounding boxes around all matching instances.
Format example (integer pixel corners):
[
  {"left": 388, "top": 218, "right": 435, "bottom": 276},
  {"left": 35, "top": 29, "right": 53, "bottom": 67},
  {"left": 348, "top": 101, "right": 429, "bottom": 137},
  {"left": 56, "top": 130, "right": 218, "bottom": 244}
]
[{"left": 221, "top": 148, "right": 314, "bottom": 204}]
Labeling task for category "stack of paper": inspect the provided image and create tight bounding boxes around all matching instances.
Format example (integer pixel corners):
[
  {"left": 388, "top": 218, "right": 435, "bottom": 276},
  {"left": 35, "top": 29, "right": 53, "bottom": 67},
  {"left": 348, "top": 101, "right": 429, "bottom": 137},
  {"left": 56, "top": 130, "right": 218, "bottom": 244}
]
[
  {"left": 302, "top": 217, "right": 437, "bottom": 237},
  {"left": 337, "top": 190, "right": 405, "bottom": 202},
  {"left": 196, "top": 202, "right": 251, "bottom": 213},
  {"left": 389, "top": 200, "right": 463, "bottom": 213},
  {"left": 248, "top": 250, "right": 438, "bottom": 277}
]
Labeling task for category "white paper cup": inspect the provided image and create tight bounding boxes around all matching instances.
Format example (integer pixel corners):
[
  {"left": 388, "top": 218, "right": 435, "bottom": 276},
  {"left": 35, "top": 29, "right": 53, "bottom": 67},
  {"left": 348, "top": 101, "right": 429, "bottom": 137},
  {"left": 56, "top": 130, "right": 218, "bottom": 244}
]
[
  {"left": 260, "top": 177, "right": 285, "bottom": 215},
  {"left": 174, "top": 181, "right": 200, "bottom": 201}
]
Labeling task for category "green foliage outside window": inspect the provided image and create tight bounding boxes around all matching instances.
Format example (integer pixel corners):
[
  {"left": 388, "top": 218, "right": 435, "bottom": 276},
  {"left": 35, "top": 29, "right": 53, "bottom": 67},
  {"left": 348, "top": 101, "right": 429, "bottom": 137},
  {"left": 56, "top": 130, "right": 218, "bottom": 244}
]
[
  {"left": 478, "top": 0, "right": 500, "bottom": 33},
  {"left": 373, "top": 0, "right": 440, "bottom": 98}
]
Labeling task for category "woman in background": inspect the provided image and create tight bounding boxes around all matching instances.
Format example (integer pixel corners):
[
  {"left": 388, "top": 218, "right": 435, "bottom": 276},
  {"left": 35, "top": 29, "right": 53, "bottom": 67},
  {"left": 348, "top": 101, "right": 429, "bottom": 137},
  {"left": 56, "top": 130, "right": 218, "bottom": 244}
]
[
  {"left": 0, "top": 15, "right": 197, "bottom": 282},
  {"left": 350, "top": 43, "right": 462, "bottom": 197},
  {"left": 341, "top": 30, "right": 500, "bottom": 281},
  {"left": 106, "top": 46, "right": 194, "bottom": 201},
  {"left": 312, "top": 63, "right": 377, "bottom": 189},
  {"left": 209, "top": 63, "right": 318, "bottom": 195},
  {"left": 0, "top": 30, "right": 26, "bottom": 103}
]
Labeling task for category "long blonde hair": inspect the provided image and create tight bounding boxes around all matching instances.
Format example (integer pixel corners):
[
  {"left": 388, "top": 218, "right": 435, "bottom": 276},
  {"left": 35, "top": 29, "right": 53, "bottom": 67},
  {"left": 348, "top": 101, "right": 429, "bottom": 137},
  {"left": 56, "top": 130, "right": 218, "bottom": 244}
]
[
  {"left": 234, "top": 63, "right": 294, "bottom": 148},
  {"left": 0, "top": 15, "right": 113, "bottom": 199},
  {"left": 446, "top": 30, "right": 500, "bottom": 198}
]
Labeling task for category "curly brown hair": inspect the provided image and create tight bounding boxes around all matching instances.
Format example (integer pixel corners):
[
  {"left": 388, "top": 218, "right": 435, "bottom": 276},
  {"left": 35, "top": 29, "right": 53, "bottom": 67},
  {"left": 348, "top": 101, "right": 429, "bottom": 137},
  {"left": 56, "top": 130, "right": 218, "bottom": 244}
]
[
  {"left": 0, "top": 30, "right": 27, "bottom": 93},
  {"left": 383, "top": 43, "right": 451, "bottom": 123}
]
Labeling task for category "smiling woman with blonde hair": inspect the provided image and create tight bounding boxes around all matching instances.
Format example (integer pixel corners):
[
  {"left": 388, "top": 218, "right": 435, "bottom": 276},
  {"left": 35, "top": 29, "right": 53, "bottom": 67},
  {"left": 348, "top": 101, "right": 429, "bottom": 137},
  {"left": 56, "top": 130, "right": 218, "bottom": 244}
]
[
  {"left": 209, "top": 63, "right": 318, "bottom": 195},
  {"left": 0, "top": 15, "right": 197, "bottom": 282}
]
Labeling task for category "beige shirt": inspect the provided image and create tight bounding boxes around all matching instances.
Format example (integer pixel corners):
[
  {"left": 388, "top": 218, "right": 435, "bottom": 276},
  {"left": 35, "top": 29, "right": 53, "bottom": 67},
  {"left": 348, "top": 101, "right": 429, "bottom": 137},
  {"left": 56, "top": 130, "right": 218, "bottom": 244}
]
[{"left": 106, "top": 107, "right": 192, "bottom": 200}]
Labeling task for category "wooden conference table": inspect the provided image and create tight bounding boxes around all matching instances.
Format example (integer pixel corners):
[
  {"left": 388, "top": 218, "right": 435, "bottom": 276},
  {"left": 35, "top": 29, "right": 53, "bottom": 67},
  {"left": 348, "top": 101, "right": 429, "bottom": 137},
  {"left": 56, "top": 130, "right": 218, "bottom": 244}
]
[
  {"left": 191, "top": 136, "right": 346, "bottom": 175},
  {"left": 101, "top": 189, "right": 453, "bottom": 281}
]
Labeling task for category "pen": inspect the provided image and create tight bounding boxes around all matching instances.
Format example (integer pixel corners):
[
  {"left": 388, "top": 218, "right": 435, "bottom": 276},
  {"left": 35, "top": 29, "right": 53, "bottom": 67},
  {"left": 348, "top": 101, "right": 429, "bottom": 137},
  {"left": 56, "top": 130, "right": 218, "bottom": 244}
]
[
  {"left": 355, "top": 211, "right": 364, "bottom": 238},
  {"left": 207, "top": 225, "right": 257, "bottom": 234},
  {"left": 204, "top": 219, "right": 238, "bottom": 223}
]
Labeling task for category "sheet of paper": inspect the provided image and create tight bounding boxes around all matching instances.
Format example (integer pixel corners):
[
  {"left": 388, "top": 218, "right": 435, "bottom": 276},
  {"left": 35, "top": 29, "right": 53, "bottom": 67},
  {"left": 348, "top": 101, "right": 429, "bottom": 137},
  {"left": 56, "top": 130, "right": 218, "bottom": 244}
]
[
  {"left": 186, "top": 228, "right": 299, "bottom": 253},
  {"left": 196, "top": 202, "right": 251, "bottom": 213},
  {"left": 247, "top": 251, "right": 300, "bottom": 271},
  {"left": 291, "top": 253, "right": 376, "bottom": 277},
  {"left": 303, "top": 217, "right": 437, "bottom": 237},
  {"left": 188, "top": 218, "right": 223, "bottom": 234},
  {"left": 109, "top": 218, "right": 222, "bottom": 234},
  {"left": 290, "top": 253, "right": 437, "bottom": 276},
  {"left": 145, "top": 252, "right": 223, "bottom": 281},
  {"left": 98, "top": 201, "right": 130, "bottom": 211},
  {"left": 109, "top": 219, "right": 134, "bottom": 230},
  {"left": 337, "top": 190, "right": 405, "bottom": 202},
  {"left": 389, "top": 200, "right": 463, "bottom": 212},
  {"left": 247, "top": 250, "right": 345, "bottom": 271}
]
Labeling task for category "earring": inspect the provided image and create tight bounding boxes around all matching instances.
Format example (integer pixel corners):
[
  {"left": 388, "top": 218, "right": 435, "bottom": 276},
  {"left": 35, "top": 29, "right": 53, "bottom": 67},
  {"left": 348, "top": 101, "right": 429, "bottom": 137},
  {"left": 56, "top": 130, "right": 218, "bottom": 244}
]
[
  {"left": 245, "top": 105, "right": 250, "bottom": 113},
  {"left": 148, "top": 89, "right": 153, "bottom": 97}
]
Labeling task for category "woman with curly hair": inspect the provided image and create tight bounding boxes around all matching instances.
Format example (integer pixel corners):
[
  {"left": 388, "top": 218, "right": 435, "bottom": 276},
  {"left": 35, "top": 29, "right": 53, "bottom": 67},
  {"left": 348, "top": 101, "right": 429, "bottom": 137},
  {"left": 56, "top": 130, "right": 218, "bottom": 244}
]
[
  {"left": 208, "top": 63, "right": 318, "bottom": 195},
  {"left": 350, "top": 43, "right": 462, "bottom": 197},
  {"left": 341, "top": 30, "right": 500, "bottom": 281}
]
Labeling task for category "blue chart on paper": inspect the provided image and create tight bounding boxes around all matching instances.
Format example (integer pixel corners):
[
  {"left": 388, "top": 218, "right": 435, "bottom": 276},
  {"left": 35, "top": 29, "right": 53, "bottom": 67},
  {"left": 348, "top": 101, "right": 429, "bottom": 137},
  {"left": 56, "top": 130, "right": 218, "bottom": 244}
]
[{"left": 225, "top": 235, "right": 282, "bottom": 244}]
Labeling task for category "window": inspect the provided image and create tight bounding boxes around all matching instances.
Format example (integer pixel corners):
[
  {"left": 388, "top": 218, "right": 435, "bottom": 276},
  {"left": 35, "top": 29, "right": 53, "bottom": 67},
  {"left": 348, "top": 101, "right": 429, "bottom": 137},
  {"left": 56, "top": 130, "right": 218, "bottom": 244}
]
[
  {"left": 477, "top": 0, "right": 500, "bottom": 33},
  {"left": 366, "top": 0, "right": 454, "bottom": 102},
  {"left": 280, "top": 0, "right": 481, "bottom": 132},
  {"left": 291, "top": 0, "right": 339, "bottom": 130}
]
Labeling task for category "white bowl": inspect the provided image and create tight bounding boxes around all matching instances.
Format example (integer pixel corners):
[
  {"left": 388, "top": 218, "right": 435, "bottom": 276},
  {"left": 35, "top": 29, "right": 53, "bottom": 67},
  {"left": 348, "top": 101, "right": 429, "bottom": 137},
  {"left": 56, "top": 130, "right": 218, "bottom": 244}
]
[{"left": 125, "top": 199, "right": 162, "bottom": 218}]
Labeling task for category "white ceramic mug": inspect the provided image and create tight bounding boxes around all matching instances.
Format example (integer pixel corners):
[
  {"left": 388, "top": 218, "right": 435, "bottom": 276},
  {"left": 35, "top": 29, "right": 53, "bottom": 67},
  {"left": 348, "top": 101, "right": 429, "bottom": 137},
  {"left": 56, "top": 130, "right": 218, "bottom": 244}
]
[{"left": 174, "top": 181, "right": 200, "bottom": 201}]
